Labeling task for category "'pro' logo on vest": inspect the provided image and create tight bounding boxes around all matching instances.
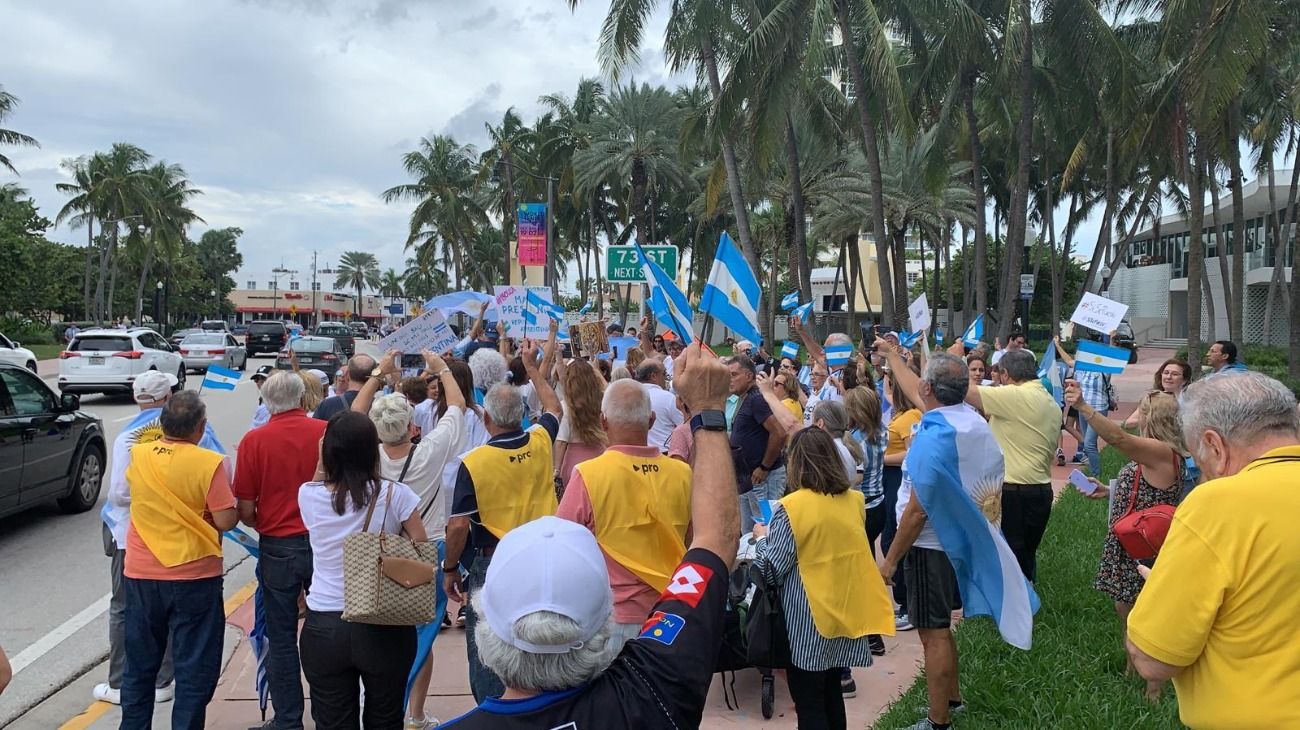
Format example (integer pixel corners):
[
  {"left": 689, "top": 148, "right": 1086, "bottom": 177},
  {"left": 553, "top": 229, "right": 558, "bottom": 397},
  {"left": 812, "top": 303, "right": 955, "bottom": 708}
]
[
  {"left": 631, "top": 463, "right": 660, "bottom": 473},
  {"left": 507, "top": 450, "right": 534, "bottom": 464}
]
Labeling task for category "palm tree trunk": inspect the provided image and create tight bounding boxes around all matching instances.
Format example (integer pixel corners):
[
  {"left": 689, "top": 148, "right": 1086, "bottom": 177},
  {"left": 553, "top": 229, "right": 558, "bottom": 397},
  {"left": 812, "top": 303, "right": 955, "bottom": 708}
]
[
  {"left": 93, "top": 222, "right": 112, "bottom": 325},
  {"left": 963, "top": 71, "right": 989, "bottom": 321},
  {"left": 1210, "top": 173, "right": 1235, "bottom": 338},
  {"left": 503, "top": 157, "right": 517, "bottom": 285},
  {"left": 835, "top": 0, "right": 896, "bottom": 326},
  {"left": 134, "top": 230, "right": 157, "bottom": 325},
  {"left": 942, "top": 223, "right": 954, "bottom": 336},
  {"left": 961, "top": 224, "right": 973, "bottom": 318},
  {"left": 699, "top": 35, "right": 767, "bottom": 340},
  {"left": 1262, "top": 159, "right": 1291, "bottom": 344},
  {"left": 995, "top": 0, "right": 1035, "bottom": 342},
  {"left": 1227, "top": 100, "right": 1247, "bottom": 341},
  {"left": 1185, "top": 137, "right": 1206, "bottom": 367},
  {"left": 83, "top": 220, "right": 94, "bottom": 321},
  {"left": 784, "top": 115, "right": 813, "bottom": 300},
  {"left": 106, "top": 226, "right": 121, "bottom": 323},
  {"left": 631, "top": 158, "right": 649, "bottom": 244},
  {"left": 1081, "top": 127, "right": 1116, "bottom": 296},
  {"left": 847, "top": 233, "right": 863, "bottom": 327},
  {"left": 785, "top": 208, "right": 800, "bottom": 299}
]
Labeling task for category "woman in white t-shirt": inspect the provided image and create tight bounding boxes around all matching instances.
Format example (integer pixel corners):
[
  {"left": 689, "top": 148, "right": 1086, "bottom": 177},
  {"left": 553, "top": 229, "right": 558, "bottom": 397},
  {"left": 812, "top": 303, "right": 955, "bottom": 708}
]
[
  {"left": 297, "top": 410, "right": 426, "bottom": 729},
  {"left": 353, "top": 350, "right": 465, "bottom": 729}
]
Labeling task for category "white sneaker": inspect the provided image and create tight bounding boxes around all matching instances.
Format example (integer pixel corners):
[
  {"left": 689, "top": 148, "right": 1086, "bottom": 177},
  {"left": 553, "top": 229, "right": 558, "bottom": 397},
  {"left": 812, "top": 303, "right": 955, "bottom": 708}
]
[
  {"left": 92, "top": 683, "right": 121, "bottom": 705},
  {"left": 155, "top": 683, "right": 175, "bottom": 703}
]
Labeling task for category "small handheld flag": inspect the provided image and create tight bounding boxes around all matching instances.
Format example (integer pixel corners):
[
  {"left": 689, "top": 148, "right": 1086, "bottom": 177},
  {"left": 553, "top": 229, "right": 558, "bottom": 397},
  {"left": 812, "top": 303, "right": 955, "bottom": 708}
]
[
  {"left": 636, "top": 241, "right": 695, "bottom": 345},
  {"left": 1073, "top": 339, "right": 1129, "bottom": 374},
  {"left": 202, "top": 364, "right": 240, "bottom": 392},
  {"left": 792, "top": 300, "right": 814, "bottom": 325},
  {"left": 780, "top": 341, "right": 800, "bottom": 361},
  {"left": 962, "top": 315, "right": 985, "bottom": 347},
  {"left": 700, "top": 232, "right": 763, "bottom": 344},
  {"left": 578, "top": 300, "right": 593, "bottom": 315},
  {"left": 825, "top": 344, "right": 853, "bottom": 368},
  {"left": 898, "top": 330, "right": 923, "bottom": 349},
  {"left": 781, "top": 291, "right": 800, "bottom": 311},
  {"left": 1038, "top": 343, "right": 1064, "bottom": 403}
]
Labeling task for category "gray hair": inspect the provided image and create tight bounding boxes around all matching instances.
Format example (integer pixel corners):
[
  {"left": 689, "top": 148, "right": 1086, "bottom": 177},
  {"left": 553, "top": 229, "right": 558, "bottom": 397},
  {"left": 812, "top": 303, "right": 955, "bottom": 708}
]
[
  {"left": 472, "top": 593, "right": 618, "bottom": 692},
  {"left": 811, "top": 399, "right": 849, "bottom": 437},
  {"left": 483, "top": 383, "right": 525, "bottom": 431},
  {"left": 1180, "top": 371, "right": 1299, "bottom": 446},
  {"left": 999, "top": 350, "right": 1037, "bottom": 382},
  {"left": 633, "top": 359, "right": 664, "bottom": 383},
  {"left": 470, "top": 349, "right": 509, "bottom": 390},
  {"left": 369, "top": 393, "right": 413, "bottom": 445},
  {"left": 610, "top": 366, "right": 632, "bottom": 381},
  {"left": 159, "top": 390, "right": 206, "bottom": 439},
  {"left": 602, "top": 379, "right": 652, "bottom": 430},
  {"left": 825, "top": 332, "right": 852, "bottom": 347},
  {"left": 924, "top": 353, "right": 970, "bottom": 406},
  {"left": 261, "top": 370, "right": 305, "bottom": 414}
]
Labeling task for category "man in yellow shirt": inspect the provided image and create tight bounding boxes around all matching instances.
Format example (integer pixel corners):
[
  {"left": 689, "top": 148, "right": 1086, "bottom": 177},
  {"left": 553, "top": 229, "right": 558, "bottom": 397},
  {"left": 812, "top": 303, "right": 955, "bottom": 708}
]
[
  {"left": 962, "top": 349, "right": 1059, "bottom": 581},
  {"left": 1127, "top": 372, "right": 1300, "bottom": 729}
]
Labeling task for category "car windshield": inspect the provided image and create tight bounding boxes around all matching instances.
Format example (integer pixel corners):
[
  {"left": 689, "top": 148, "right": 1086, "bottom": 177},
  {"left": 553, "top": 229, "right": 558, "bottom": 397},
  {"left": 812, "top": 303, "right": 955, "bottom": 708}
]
[
  {"left": 201, "top": 322, "right": 226, "bottom": 331},
  {"left": 317, "top": 325, "right": 347, "bottom": 334},
  {"left": 182, "top": 334, "right": 226, "bottom": 345},
  {"left": 71, "top": 336, "right": 132, "bottom": 352},
  {"left": 250, "top": 322, "right": 285, "bottom": 333},
  {"left": 292, "top": 339, "right": 333, "bottom": 353}
]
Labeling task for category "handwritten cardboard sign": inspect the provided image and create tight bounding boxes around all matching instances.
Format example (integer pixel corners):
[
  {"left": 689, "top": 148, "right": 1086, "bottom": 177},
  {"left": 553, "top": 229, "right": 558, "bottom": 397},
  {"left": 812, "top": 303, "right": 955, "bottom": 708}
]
[
  {"left": 376, "top": 308, "right": 460, "bottom": 356},
  {"left": 1069, "top": 292, "right": 1128, "bottom": 335}
]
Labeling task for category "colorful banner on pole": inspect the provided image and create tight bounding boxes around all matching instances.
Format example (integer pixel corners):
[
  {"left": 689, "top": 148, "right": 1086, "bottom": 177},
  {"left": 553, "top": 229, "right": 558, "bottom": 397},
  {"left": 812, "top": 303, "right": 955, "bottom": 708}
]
[{"left": 517, "top": 203, "right": 547, "bottom": 266}]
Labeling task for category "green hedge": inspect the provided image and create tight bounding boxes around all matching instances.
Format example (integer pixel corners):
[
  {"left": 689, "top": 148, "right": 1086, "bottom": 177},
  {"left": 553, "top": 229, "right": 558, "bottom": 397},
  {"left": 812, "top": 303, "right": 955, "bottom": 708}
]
[{"left": 873, "top": 447, "right": 1182, "bottom": 729}]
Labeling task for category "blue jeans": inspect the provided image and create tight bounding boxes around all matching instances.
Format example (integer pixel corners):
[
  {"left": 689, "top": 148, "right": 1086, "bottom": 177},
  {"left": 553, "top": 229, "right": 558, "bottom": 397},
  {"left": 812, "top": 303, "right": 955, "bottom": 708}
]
[
  {"left": 405, "top": 540, "right": 449, "bottom": 704},
  {"left": 121, "top": 576, "right": 224, "bottom": 730},
  {"left": 259, "top": 534, "right": 314, "bottom": 729},
  {"left": 464, "top": 554, "right": 505, "bottom": 703},
  {"left": 1080, "top": 408, "right": 1107, "bottom": 475},
  {"left": 741, "top": 465, "right": 787, "bottom": 534}
]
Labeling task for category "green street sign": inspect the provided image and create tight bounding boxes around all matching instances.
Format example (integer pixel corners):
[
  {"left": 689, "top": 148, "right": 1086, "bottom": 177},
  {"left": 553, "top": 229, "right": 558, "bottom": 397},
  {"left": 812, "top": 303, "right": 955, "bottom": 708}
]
[{"left": 606, "top": 245, "right": 679, "bottom": 283}]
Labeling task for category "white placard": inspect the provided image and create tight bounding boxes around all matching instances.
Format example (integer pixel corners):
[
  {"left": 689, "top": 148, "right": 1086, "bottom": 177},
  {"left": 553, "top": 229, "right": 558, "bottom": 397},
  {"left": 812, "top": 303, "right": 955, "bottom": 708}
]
[
  {"left": 493, "top": 286, "right": 526, "bottom": 337},
  {"left": 376, "top": 308, "right": 459, "bottom": 355},
  {"left": 1069, "top": 292, "right": 1128, "bottom": 334},
  {"left": 908, "top": 293, "right": 931, "bottom": 333}
]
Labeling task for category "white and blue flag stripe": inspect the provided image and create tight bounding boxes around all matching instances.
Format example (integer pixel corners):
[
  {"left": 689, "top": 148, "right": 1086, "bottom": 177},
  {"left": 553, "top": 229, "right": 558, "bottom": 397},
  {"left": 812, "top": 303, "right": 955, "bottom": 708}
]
[
  {"left": 425, "top": 291, "right": 495, "bottom": 318},
  {"left": 962, "top": 314, "right": 985, "bottom": 347},
  {"left": 791, "top": 300, "right": 814, "bottom": 325},
  {"left": 780, "top": 341, "right": 800, "bottom": 361},
  {"left": 781, "top": 291, "right": 800, "bottom": 311},
  {"left": 905, "top": 405, "right": 1039, "bottom": 649},
  {"left": 700, "top": 232, "right": 763, "bottom": 344},
  {"left": 1073, "top": 339, "right": 1129, "bottom": 374},
  {"left": 202, "top": 364, "right": 241, "bottom": 391},
  {"left": 825, "top": 343, "right": 853, "bottom": 368},
  {"left": 636, "top": 241, "right": 695, "bottom": 345}
]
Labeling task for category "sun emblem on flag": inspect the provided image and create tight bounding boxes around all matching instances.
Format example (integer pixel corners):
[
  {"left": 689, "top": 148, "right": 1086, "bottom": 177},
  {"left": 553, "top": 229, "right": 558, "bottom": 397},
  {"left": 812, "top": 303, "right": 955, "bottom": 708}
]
[
  {"left": 973, "top": 476, "right": 1002, "bottom": 527},
  {"left": 728, "top": 287, "right": 739, "bottom": 305},
  {"left": 128, "top": 420, "right": 164, "bottom": 447}
]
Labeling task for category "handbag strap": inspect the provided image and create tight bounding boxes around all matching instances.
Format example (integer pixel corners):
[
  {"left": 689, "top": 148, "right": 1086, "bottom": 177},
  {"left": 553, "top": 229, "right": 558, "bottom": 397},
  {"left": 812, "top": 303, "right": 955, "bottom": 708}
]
[
  {"left": 1123, "top": 448, "right": 1182, "bottom": 517},
  {"left": 398, "top": 443, "right": 418, "bottom": 483},
  {"left": 361, "top": 481, "right": 395, "bottom": 534}
]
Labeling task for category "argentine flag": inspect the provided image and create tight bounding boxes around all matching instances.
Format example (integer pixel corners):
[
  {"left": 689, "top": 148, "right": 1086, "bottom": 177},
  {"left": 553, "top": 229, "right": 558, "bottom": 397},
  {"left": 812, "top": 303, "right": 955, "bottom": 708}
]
[
  {"left": 202, "top": 364, "right": 241, "bottom": 391},
  {"left": 781, "top": 291, "right": 800, "bottom": 311},
  {"left": 636, "top": 241, "right": 695, "bottom": 345},
  {"left": 791, "top": 300, "right": 814, "bottom": 325},
  {"left": 577, "top": 299, "right": 593, "bottom": 315},
  {"left": 898, "top": 330, "right": 924, "bottom": 349},
  {"left": 525, "top": 289, "right": 564, "bottom": 322},
  {"left": 825, "top": 344, "right": 853, "bottom": 368},
  {"left": 962, "top": 314, "right": 985, "bottom": 347},
  {"left": 905, "top": 404, "right": 1039, "bottom": 649},
  {"left": 1038, "top": 343, "right": 1064, "bottom": 403},
  {"left": 780, "top": 341, "right": 800, "bottom": 361},
  {"left": 700, "top": 232, "right": 763, "bottom": 344},
  {"left": 1073, "top": 339, "right": 1129, "bottom": 374},
  {"left": 425, "top": 291, "right": 495, "bottom": 319}
]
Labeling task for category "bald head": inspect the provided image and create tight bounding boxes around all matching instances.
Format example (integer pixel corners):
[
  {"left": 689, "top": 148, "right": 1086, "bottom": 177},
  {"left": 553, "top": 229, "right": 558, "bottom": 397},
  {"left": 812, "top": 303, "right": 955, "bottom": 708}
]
[
  {"left": 601, "top": 379, "right": 654, "bottom": 444},
  {"left": 346, "top": 354, "right": 377, "bottom": 386}
]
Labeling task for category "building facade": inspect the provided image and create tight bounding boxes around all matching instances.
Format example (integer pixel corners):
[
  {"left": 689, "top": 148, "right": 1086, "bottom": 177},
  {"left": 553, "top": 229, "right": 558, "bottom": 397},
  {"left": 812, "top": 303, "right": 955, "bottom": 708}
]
[
  {"left": 1104, "top": 170, "right": 1295, "bottom": 346},
  {"left": 226, "top": 269, "right": 389, "bottom": 327}
]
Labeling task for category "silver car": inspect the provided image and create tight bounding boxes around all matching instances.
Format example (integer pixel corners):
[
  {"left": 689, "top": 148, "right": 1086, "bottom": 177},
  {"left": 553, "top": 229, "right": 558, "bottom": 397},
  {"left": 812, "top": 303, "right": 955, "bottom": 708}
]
[{"left": 179, "top": 333, "right": 248, "bottom": 373}]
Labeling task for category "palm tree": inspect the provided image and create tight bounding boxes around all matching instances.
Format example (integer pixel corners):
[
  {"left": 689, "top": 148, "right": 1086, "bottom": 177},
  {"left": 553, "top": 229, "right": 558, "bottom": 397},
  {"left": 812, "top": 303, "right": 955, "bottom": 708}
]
[
  {"left": 481, "top": 109, "right": 536, "bottom": 281},
  {"left": 132, "top": 162, "right": 203, "bottom": 323},
  {"left": 0, "top": 86, "right": 38, "bottom": 175},
  {"left": 378, "top": 268, "right": 404, "bottom": 307},
  {"left": 55, "top": 156, "right": 100, "bottom": 320},
  {"left": 334, "top": 251, "right": 380, "bottom": 322}
]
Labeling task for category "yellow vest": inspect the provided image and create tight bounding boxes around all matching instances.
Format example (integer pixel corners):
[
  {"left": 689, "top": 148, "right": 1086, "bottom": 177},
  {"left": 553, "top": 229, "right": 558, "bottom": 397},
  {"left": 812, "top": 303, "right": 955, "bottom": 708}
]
[
  {"left": 781, "top": 489, "right": 896, "bottom": 638},
  {"left": 126, "top": 440, "right": 226, "bottom": 567},
  {"left": 462, "top": 428, "right": 557, "bottom": 539},
  {"left": 576, "top": 449, "right": 691, "bottom": 593}
]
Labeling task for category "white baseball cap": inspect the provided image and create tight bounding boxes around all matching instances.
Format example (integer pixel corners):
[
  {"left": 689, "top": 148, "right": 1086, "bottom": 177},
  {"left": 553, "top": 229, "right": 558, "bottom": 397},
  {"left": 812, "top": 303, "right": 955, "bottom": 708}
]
[
  {"left": 133, "top": 370, "right": 178, "bottom": 403},
  {"left": 307, "top": 369, "right": 330, "bottom": 388},
  {"left": 480, "top": 517, "right": 613, "bottom": 654}
]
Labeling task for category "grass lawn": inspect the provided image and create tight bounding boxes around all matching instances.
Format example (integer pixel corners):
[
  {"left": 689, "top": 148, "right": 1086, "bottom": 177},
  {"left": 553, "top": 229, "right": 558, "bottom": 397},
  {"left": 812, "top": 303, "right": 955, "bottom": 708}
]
[
  {"left": 873, "top": 447, "right": 1183, "bottom": 729},
  {"left": 27, "top": 343, "right": 64, "bottom": 361}
]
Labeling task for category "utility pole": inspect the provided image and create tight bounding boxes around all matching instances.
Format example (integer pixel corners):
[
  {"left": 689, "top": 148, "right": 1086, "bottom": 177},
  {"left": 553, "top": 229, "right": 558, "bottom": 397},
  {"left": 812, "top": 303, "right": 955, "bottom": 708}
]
[{"left": 271, "top": 265, "right": 296, "bottom": 320}]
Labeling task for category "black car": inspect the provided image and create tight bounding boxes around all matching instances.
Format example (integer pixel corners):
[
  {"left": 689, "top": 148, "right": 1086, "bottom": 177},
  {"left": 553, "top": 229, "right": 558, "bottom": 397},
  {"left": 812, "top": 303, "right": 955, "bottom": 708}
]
[
  {"left": 247, "top": 320, "right": 289, "bottom": 356},
  {"left": 275, "top": 336, "right": 345, "bottom": 370},
  {"left": 0, "top": 363, "right": 106, "bottom": 519},
  {"left": 348, "top": 321, "right": 369, "bottom": 339},
  {"left": 313, "top": 322, "right": 356, "bottom": 358},
  {"left": 1083, "top": 321, "right": 1138, "bottom": 363},
  {"left": 169, "top": 327, "right": 202, "bottom": 348}
]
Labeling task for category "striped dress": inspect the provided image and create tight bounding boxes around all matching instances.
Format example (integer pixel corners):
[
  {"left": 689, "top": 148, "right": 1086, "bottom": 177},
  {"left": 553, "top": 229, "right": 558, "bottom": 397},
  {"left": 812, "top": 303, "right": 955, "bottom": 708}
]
[{"left": 754, "top": 508, "right": 875, "bottom": 672}]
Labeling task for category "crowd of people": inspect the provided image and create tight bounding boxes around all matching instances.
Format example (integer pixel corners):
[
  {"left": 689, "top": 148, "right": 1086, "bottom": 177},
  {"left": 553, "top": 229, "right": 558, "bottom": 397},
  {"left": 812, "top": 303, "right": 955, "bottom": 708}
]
[{"left": 92, "top": 292, "right": 1300, "bottom": 730}]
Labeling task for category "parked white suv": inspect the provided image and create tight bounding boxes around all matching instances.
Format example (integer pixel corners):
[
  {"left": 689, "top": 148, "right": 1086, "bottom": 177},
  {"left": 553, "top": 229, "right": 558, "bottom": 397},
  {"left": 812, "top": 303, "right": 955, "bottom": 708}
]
[{"left": 58, "top": 328, "right": 186, "bottom": 396}]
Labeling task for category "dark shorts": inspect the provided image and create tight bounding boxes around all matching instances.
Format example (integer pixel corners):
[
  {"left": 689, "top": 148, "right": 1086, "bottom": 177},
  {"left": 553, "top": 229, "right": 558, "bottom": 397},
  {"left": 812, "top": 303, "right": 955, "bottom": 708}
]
[{"left": 903, "top": 546, "right": 960, "bottom": 630}]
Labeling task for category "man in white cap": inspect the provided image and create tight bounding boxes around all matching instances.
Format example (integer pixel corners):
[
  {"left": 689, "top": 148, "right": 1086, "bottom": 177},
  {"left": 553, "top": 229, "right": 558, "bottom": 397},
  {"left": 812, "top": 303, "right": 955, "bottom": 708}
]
[
  {"left": 441, "top": 342, "right": 738, "bottom": 728},
  {"left": 95, "top": 370, "right": 226, "bottom": 706},
  {"left": 249, "top": 365, "right": 274, "bottom": 430}
]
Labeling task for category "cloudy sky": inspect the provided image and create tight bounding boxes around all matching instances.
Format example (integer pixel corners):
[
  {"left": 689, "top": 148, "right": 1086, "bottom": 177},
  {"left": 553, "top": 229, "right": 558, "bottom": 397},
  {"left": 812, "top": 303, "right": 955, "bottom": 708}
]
[{"left": 2, "top": 0, "right": 682, "bottom": 284}]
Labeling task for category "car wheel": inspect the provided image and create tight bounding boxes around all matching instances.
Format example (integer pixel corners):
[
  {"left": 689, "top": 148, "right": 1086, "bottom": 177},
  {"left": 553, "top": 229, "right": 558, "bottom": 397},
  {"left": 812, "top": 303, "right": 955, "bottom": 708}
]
[
  {"left": 175, "top": 365, "right": 186, "bottom": 391},
  {"left": 58, "top": 443, "right": 104, "bottom": 514},
  {"left": 26, "top": 360, "right": 37, "bottom": 373},
  {"left": 237, "top": 354, "right": 247, "bottom": 371}
]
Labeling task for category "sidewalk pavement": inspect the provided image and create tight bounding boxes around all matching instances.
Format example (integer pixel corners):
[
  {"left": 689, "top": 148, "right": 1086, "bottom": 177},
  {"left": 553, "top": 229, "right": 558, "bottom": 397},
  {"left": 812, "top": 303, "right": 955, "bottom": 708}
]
[
  {"left": 66, "top": 349, "right": 1175, "bottom": 730},
  {"left": 37, "top": 357, "right": 58, "bottom": 380}
]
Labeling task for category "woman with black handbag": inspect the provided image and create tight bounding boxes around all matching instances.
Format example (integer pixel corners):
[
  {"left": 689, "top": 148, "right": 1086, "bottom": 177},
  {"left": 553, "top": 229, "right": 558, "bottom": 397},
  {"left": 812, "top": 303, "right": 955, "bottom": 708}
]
[{"left": 752, "top": 428, "right": 895, "bottom": 730}]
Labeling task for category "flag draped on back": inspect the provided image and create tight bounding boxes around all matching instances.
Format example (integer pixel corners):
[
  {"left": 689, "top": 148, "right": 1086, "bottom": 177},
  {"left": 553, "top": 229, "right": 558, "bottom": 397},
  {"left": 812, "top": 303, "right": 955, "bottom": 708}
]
[
  {"left": 636, "top": 241, "right": 695, "bottom": 344},
  {"left": 700, "top": 232, "right": 763, "bottom": 344},
  {"left": 904, "top": 405, "right": 1039, "bottom": 650}
]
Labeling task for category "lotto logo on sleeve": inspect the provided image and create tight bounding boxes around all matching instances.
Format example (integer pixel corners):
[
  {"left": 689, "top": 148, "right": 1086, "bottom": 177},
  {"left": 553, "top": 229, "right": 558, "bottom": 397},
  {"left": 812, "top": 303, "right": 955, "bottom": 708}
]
[
  {"left": 638, "top": 611, "right": 686, "bottom": 646},
  {"left": 660, "top": 562, "right": 714, "bottom": 608}
]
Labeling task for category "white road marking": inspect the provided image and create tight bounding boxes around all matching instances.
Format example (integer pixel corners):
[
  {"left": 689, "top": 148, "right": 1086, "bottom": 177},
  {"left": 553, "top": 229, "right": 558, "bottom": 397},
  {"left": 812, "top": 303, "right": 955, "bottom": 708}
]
[
  {"left": 112, "top": 414, "right": 137, "bottom": 423},
  {"left": 9, "top": 593, "right": 112, "bottom": 675}
]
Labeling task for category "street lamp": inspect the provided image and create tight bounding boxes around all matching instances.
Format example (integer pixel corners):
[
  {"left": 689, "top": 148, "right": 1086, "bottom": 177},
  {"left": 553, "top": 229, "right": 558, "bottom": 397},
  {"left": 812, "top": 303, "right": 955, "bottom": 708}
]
[
  {"left": 492, "top": 159, "right": 557, "bottom": 289},
  {"left": 210, "top": 289, "right": 217, "bottom": 318},
  {"left": 154, "top": 281, "right": 163, "bottom": 325}
]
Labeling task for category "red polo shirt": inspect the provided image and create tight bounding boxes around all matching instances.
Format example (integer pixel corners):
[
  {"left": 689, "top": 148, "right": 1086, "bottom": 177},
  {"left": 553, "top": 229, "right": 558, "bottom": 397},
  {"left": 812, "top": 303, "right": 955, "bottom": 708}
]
[{"left": 233, "top": 409, "right": 327, "bottom": 537}]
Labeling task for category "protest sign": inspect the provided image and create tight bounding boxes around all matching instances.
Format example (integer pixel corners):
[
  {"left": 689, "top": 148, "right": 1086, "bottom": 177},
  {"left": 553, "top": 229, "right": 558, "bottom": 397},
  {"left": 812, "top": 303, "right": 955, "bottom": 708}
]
[
  {"left": 1069, "top": 292, "right": 1128, "bottom": 334},
  {"left": 569, "top": 321, "right": 609, "bottom": 357},
  {"left": 376, "top": 308, "right": 459, "bottom": 355},
  {"left": 908, "top": 293, "right": 931, "bottom": 333}
]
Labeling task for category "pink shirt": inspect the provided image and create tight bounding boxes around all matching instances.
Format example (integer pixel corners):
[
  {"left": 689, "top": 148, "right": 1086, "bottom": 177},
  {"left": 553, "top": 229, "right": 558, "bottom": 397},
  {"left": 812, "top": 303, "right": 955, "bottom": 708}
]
[
  {"left": 666, "top": 422, "right": 693, "bottom": 463},
  {"left": 556, "top": 443, "right": 668, "bottom": 624}
]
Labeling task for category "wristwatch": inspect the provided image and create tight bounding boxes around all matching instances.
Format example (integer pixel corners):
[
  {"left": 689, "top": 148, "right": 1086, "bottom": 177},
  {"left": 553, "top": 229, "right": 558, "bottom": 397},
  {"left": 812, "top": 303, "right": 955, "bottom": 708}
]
[
  {"left": 442, "top": 563, "right": 460, "bottom": 574},
  {"left": 370, "top": 366, "right": 384, "bottom": 378},
  {"left": 690, "top": 410, "right": 727, "bottom": 434}
]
